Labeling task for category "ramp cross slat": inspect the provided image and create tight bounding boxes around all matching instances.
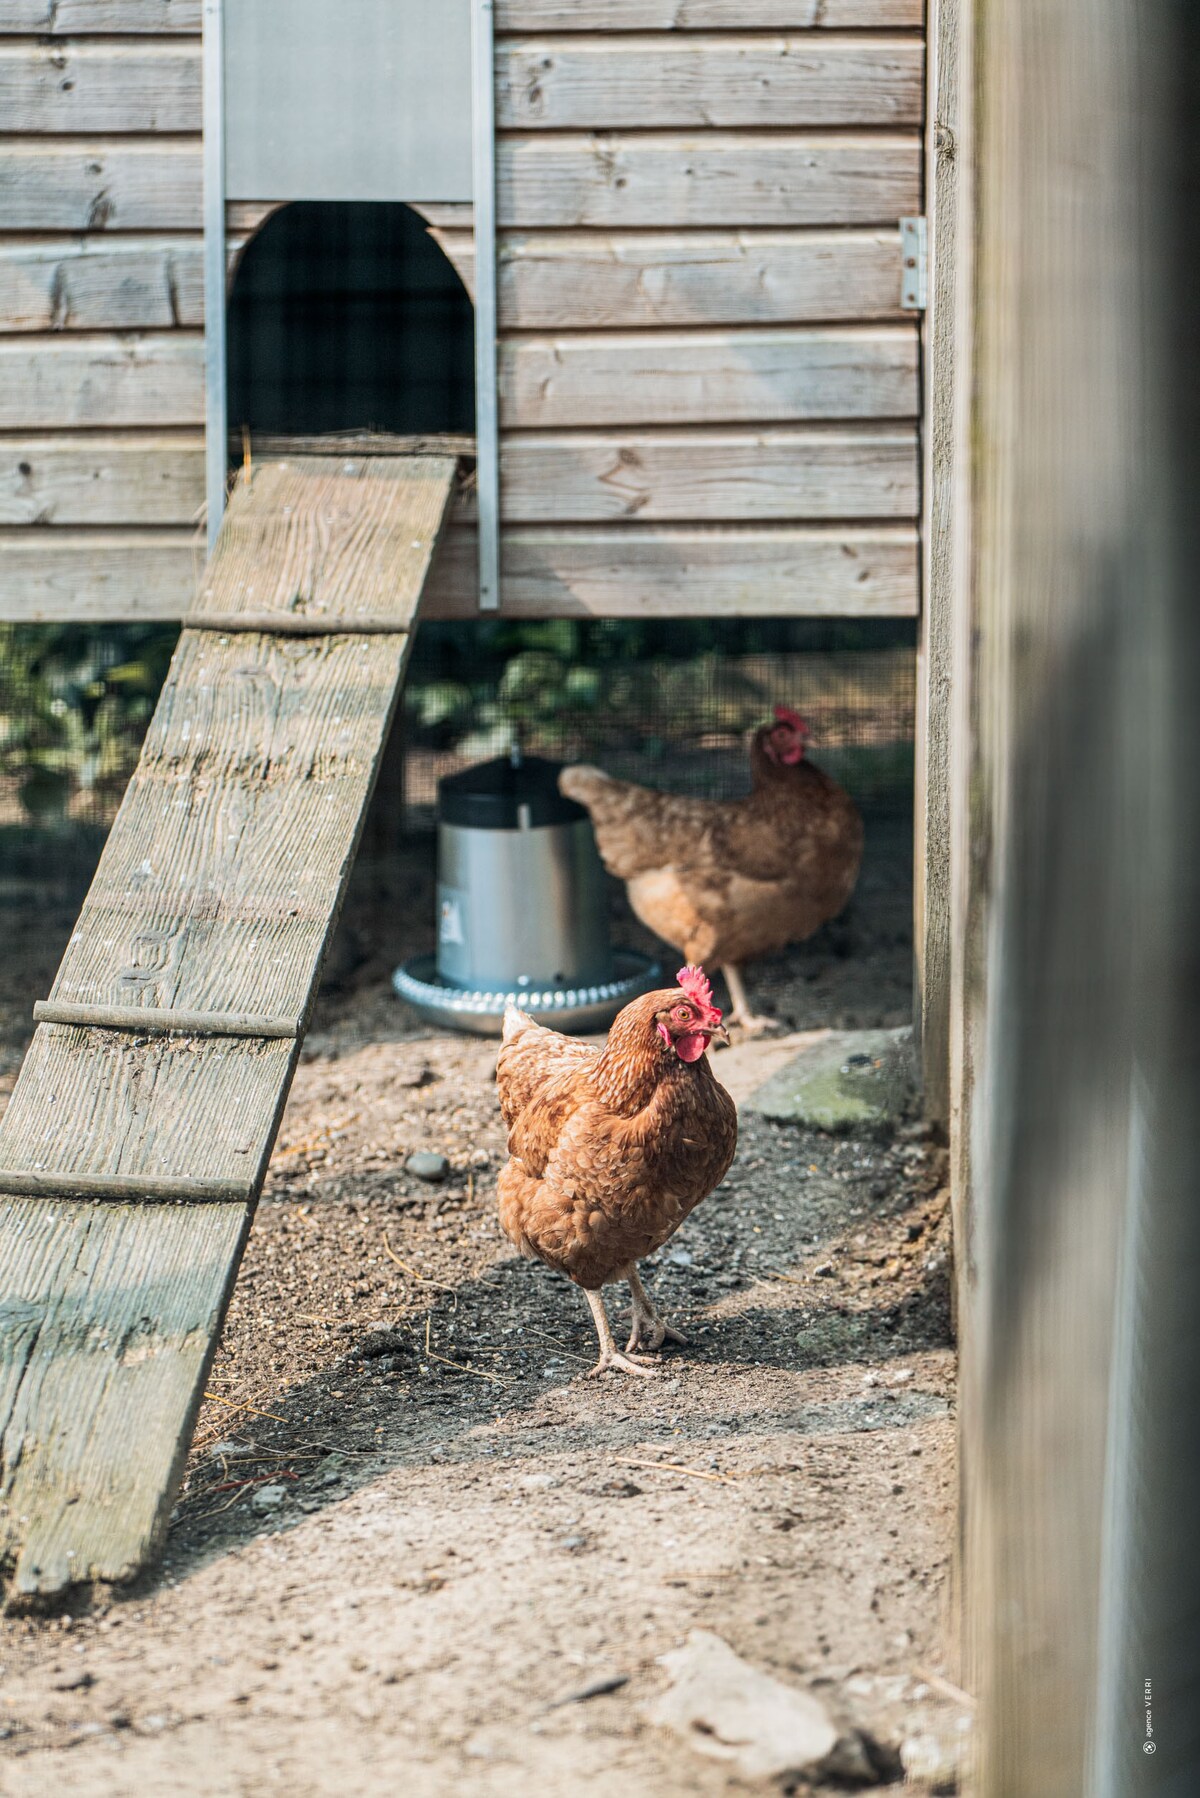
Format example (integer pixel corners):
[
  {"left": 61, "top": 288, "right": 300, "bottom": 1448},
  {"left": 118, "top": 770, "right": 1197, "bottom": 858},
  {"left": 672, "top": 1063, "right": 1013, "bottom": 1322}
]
[{"left": 0, "top": 452, "right": 458, "bottom": 1601}]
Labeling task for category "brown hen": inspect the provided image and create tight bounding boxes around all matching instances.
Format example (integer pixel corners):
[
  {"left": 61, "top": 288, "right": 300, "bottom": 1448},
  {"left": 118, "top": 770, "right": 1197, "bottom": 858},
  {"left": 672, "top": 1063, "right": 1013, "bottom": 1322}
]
[
  {"left": 559, "top": 707, "right": 864, "bottom": 1030},
  {"left": 496, "top": 967, "right": 737, "bottom": 1377}
]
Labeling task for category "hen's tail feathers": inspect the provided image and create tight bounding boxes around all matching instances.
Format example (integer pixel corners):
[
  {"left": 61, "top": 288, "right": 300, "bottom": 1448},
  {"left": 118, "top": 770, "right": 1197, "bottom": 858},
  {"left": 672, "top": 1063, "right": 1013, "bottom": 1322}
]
[
  {"left": 502, "top": 997, "right": 531, "bottom": 1044},
  {"left": 558, "top": 764, "right": 613, "bottom": 805}
]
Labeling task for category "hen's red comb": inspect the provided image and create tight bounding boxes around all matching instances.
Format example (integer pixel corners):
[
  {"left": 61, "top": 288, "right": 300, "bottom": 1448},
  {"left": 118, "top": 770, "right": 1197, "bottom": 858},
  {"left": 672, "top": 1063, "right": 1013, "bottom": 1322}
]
[
  {"left": 677, "top": 964, "right": 721, "bottom": 1017},
  {"left": 774, "top": 704, "right": 811, "bottom": 734}
]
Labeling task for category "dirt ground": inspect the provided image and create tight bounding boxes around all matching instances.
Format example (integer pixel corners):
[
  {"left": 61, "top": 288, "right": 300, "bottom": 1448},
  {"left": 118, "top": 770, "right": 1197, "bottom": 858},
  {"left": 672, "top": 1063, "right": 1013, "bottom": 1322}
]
[{"left": 0, "top": 813, "right": 965, "bottom": 1795}]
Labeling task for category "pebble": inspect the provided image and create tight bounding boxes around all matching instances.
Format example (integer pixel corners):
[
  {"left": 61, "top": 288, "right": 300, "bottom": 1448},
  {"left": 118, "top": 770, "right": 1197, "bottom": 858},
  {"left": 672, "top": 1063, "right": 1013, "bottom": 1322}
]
[
  {"left": 667, "top": 1248, "right": 694, "bottom": 1267},
  {"left": 406, "top": 1152, "right": 450, "bottom": 1183},
  {"left": 251, "top": 1484, "right": 289, "bottom": 1513}
]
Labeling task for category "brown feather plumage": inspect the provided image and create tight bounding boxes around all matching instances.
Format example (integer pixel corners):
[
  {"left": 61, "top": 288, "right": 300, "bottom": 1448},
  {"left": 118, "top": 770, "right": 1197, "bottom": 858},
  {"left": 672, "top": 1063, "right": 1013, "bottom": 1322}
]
[
  {"left": 559, "top": 723, "right": 863, "bottom": 968},
  {"left": 496, "top": 989, "right": 737, "bottom": 1292}
]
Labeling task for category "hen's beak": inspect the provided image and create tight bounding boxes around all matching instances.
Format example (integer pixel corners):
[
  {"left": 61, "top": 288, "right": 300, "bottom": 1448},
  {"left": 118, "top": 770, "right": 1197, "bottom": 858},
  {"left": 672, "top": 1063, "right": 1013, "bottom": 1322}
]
[{"left": 705, "top": 1022, "right": 730, "bottom": 1047}]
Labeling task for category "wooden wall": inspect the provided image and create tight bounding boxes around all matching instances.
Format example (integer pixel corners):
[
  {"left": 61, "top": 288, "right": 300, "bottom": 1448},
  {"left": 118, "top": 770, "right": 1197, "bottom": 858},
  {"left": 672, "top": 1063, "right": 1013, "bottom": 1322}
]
[{"left": 0, "top": 1, "right": 924, "bottom": 620}]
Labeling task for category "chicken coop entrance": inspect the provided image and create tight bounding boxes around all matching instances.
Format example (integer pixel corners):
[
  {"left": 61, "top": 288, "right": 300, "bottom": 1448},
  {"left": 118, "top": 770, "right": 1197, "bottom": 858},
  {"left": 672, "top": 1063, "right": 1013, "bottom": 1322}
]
[{"left": 226, "top": 202, "right": 476, "bottom": 444}]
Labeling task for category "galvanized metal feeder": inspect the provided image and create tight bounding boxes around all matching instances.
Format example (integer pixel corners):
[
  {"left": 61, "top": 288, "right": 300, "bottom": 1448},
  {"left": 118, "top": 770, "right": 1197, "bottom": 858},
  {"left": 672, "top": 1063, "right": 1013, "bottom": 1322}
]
[{"left": 393, "top": 752, "right": 659, "bottom": 1035}]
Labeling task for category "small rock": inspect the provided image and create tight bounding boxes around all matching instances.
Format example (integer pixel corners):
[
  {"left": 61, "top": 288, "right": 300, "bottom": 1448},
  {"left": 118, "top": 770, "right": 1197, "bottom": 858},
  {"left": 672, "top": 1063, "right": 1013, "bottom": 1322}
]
[
  {"left": 518, "top": 1472, "right": 557, "bottom": 1492},
  {"left": 356, "top": 1328, "right": 411, "bottom": 1361},
  {"left": 251, "top": 1484, "right": 288, "bottom": 1514},
  {"left": 667, "top": 1248, "right": 694, "bottom": 1268},
  {"left": 561, "top": 1535, "right": 587, "bottom": 1551},
  {"left": 814, "top": 1261, "right": 836, "bottom": 1277},
  {"left": 748, "top": 1026, "right": 916, "bottom": 1131},
  {"left": 52, "top": 1670, "right": 96, "bottom": 1692},
  {"left": 396, "top": 1065, "right": 436, "bottom": 1090},
  {"left": 208, "top": 1440, "right": 255, "bottom": 1460},
  {"left": 406, "top": 1152, "right": 450, "bottom": 1183},
  {"left": 645, "top": 1630, "right": 860, "bottom": 1781},
  {"left": 901, "top": 1726, "right": 968, "bottom": 1792}
]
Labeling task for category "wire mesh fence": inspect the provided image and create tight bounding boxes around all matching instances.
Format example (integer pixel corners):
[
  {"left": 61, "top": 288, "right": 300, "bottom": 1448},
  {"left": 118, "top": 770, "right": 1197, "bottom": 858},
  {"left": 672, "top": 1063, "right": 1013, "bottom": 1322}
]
[
  {"left": 401, "top": 617, "right": 916, "bottom": 831},
  {"left": 0, "top": 617, "right": 915, "bottom": 899}
]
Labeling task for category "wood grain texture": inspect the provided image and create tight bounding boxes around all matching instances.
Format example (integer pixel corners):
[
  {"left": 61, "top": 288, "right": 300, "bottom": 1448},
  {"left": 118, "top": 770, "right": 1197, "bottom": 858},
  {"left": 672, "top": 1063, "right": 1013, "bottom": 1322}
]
[
  {"left": 496, "top": 35, "right": 923, "bottom": 129},
  {"left": 0, "top": 453, "right": 457, "bottom": 1599},
  {"left": 496, "top": 1, "right": 924, "bottom": 23},
  {"left": 0, "top": 1029, "right": 293, "bottom": 1199},
  {"left": 0, "top": 142, "right": 201, "bottom": 232},
  {"left": 193, "top": 455, "right": 457, "bottom": 623},
  {"left": 424, "top": 522, "right": 918, "bottom": 616},
  {"left": 0, "top": 432, "right": 204, "bottom": 526},
  {"left": 433, "top": 228, "right": 907, "bottom": 323},
  {"left": 0, "top": 526, "right": 199, "bottom": 616},
  {"left": 0, "top": 332, "right": 203, "bottom": 429},
  {"left": 499, "top": 326, "right": 919, "bottom": 427},
  {"left": 0, "top": 519, "right": 918, "bottom": 620},
  {"left": 0, "top": 41, "right": 200, "bottom": 133},
  {"left": 916, "top": 0, "right": 960, "bottom": 1129},
  {"left": 0, "top": 0, "right": 200, "bottom": 27},
  {"left": 499, "top": 426, "right": 919, "bottom": 520},
  {"left": 46, "top": 632, "right": 412, "bottom": 1023},
  {"left": 42, "top": 458, "right": 455, "bottom": 1027},
  {"left": 0, "top": 136, "right": 916, "bottom": 232},
  {"left": 496, "top": 133, "right": 922, "bottom": 227},
  {"left": 0, "top": 237, "right": 255, "bottom": 333},
  {"left": 0, "top": 1195, "right": 250, "bottom": 1598}
]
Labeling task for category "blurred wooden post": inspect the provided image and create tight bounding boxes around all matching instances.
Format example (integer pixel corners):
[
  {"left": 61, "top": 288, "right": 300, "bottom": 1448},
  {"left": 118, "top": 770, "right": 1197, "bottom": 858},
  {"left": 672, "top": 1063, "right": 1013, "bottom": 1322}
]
[{"left": 949, "top": 2, "right": 1200, "bottom": 1791}]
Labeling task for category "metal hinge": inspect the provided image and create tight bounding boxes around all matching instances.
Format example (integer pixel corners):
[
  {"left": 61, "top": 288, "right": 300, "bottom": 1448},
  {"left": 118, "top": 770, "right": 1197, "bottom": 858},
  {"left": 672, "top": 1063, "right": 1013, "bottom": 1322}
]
[{"left": 900, "top": 216, "right": 928, "bottom": 311}]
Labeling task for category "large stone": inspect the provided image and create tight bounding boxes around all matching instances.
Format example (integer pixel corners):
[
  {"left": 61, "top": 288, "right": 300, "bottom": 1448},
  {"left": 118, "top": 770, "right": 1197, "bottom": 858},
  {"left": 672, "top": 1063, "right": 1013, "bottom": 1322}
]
[
  {"left": 645, "top": 1629, "right": 856, "bottom": 1781},
  {"left": 747, "top": 1026, "right": 916, "bottom": 1131}
]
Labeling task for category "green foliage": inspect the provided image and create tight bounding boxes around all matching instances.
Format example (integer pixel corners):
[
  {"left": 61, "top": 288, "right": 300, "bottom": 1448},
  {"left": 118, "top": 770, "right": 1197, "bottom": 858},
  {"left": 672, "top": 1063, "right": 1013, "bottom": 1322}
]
[{"left": 0, "top": 624, "right": 178, "bottom": 821}]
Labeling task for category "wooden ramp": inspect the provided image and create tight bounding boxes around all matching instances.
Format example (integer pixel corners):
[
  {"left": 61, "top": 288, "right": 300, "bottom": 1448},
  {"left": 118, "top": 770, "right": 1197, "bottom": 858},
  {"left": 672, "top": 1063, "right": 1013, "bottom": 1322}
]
[{"left": 0, "top": 450, "right": 458, "bottom": 1602}]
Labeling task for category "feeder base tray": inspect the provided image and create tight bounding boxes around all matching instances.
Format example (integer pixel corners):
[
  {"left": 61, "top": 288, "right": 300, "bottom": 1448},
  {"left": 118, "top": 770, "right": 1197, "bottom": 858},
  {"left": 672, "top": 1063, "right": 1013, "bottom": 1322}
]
[{"left": 391, "top": 951, "right": 662, "bottom": 1036}]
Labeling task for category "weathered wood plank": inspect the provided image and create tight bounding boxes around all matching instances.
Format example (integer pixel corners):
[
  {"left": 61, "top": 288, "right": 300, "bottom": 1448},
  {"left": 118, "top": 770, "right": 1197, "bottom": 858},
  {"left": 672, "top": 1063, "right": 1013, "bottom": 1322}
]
[
  {"left": 192, "top": 455, "right": 457, "bottom": 624},
  {"left": 0, "top": 432, "right": 204, "bottom": 526},
  {"left": 0, "top": 452, "right": 458, "bottom": 1600},
  {"left": 432, "top": 227, "right": 907, "bottom": 323},
  {"left": 496, "top": 1, "right": 923, "bottom": 23},
  {"left": 0, "top": 0, "right": 200, "bottom": 28},
  {"left": 0, "top": 527, "right": 198, "bottom": 617},
  {"left": 64, "top": 428, "right": 909, "bottom": 524},
  {"left": 500, "top": 326, "right": 919, "bottom": 427},
  {"left": 497, "top": 133, "right": 922, "bottom": 227},
  {"left": 0, "top": 237, "right": 261, "bottom": 333},
  {"left": 0, "top": 1196, "right": 249, "bottom": 1597},
  {"left": 0, "top": 142, "right": 200, "bottom": 232},
  {"left": 40, "top": 460, "right": 455, "bottom": 1023},
  {"left": 0, "top": 1030, "right": 294, "bottom": 1200},
  {"left": 499, "top": 426, "right": 919, "bottom": 520},
  {"left": 0, "top": 42, "right": 199, "bottom": 133},
  {"left": 497, "top": 35, "right": 923, "bottom": 129},
  {"left": 0, "top": 136, "right": 917, "bottom": 232},
  {"left": 45, "top": 634, "right": 410, "bottom": 1023},
  {"left": 424, "top": 522, "right": 919, "bottom": 616},
  {"left": 0, "top": 332, "right": 203, "bottom": 429},
  {"left": 0, "top": 519, "right": 918, "bottom": 621}
]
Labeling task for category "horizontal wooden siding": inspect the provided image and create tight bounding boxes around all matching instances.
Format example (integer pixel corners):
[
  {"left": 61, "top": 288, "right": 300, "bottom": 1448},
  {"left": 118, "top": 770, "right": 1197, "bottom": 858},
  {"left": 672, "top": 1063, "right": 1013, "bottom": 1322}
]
[{"left": 0, "top": 8, "right": 923, "bottom": 619}]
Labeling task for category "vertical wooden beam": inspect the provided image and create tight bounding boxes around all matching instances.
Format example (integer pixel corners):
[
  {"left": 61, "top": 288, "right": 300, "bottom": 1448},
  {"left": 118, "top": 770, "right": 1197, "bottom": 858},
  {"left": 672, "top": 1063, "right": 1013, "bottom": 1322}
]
[{"left": 914, "top": 0, "right": 962, "bottom": 1131}]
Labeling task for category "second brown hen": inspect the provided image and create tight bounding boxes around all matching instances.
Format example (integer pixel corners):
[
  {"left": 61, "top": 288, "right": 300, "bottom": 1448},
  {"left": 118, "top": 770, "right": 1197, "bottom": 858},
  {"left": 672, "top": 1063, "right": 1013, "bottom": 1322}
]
[{"left": 560, "top": 707, "right": 864, "bottom": 1030}]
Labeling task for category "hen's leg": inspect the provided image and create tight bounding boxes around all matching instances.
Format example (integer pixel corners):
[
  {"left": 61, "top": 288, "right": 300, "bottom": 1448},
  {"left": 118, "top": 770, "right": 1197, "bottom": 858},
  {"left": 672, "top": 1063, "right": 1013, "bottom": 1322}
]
[
  {"left": 583, "top": 1287, "right": 657, "bottom": 1378},
  {"left": 623, "top": 1263, "right": 689, "bottom": 1354},
  {"left": 722, "top": 962, "right": 778, "bottom": 1035}
]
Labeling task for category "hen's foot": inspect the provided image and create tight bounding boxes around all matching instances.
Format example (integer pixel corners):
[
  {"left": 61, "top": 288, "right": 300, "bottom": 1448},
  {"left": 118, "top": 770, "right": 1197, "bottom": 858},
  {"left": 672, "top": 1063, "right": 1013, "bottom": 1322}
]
[
  {"left": 586, "top": 1347, "right": 658, "bottom": 1379},
  {"left": 720, "top": 964, "right": 780, "bottom": 1036},
  {"left": 582, "top": 1286, "right": 659, "bottom": 1379},
  {"left": 624, "top": 1263, "right": 689, "bottom": 1355},
  {"left": 728, "top": 1010, "right": 781, "bottom": 1036}
]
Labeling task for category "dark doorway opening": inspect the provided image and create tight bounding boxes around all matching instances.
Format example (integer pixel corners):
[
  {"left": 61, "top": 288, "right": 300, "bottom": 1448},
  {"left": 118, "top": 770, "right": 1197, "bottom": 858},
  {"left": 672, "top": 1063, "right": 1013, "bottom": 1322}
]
[{"left": 226, "top": 201, "right": 475, "bottom": 440}]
